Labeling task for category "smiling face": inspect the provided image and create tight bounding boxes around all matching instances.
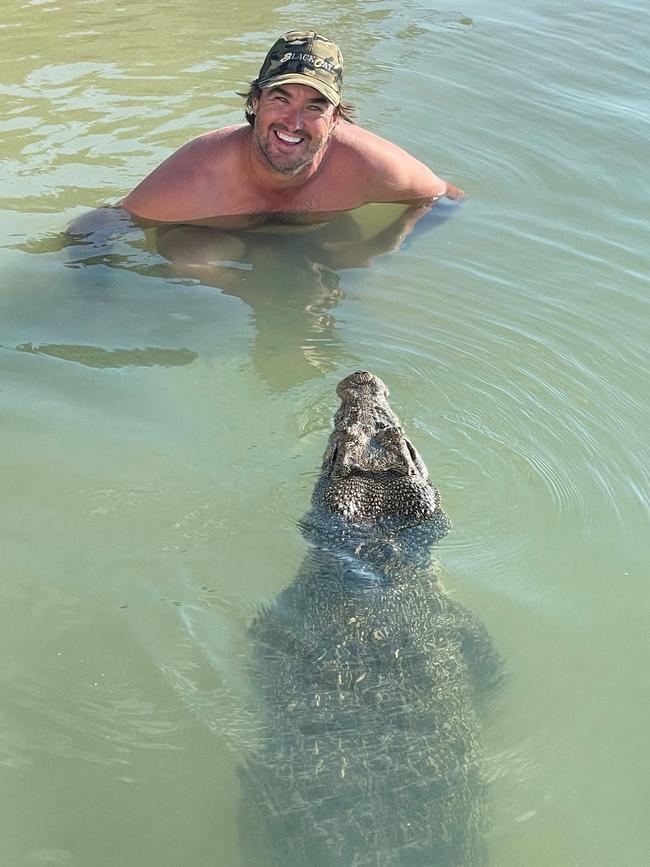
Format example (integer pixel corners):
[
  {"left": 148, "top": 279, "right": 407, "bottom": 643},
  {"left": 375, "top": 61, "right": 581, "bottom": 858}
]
[{"left": 251, "top": 83, "right": 338, "bottom": 176}]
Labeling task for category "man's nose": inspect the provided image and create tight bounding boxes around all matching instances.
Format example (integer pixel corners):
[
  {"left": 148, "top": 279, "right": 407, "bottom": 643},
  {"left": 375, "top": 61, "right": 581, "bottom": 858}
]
[{"left": 282, "top": 105, "right": 304, "bottom": 130}]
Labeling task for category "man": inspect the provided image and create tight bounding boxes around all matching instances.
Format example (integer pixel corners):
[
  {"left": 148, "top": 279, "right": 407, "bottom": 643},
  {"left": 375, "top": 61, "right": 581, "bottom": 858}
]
[{"left": 122, "top": 30, "right": 464, "bottom": 230}]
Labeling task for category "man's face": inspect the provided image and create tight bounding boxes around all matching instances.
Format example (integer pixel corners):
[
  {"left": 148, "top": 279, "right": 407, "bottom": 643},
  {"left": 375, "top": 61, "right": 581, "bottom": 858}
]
[{"left": 251, "top": 84, "right": 338, "bottom": 176}]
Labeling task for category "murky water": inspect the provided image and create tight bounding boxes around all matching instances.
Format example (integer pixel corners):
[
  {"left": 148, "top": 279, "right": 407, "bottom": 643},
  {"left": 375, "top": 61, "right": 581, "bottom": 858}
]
[{"left": 1, "top": 1, "right": 648, "bottom": 865}]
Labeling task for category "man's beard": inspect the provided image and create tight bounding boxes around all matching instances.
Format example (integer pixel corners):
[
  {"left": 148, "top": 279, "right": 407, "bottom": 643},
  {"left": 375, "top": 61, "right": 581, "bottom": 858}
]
[{"left": 254, "top": 123, "right": 327, "bottom": 176}]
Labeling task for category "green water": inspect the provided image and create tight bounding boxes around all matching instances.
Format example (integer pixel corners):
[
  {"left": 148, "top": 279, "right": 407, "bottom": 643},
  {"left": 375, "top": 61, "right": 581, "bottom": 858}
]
[{"left": 1, "top": 1, "right": 648, "bottom": 865}]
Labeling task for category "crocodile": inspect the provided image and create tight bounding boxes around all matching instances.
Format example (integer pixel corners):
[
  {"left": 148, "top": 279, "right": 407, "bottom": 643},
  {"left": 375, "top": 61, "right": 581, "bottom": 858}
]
[{"left": 240, "top": 371, "right": 501, "bottom": 867}]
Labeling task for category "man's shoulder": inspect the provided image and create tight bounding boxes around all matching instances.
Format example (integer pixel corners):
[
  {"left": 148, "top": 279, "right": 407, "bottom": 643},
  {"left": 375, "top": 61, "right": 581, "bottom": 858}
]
[
  {"left": 333, "top": 123, "right": 420, "bottom": 165},
  {"left": 136, "top": 124, "right": 249, "bottom": 181},
  {"left": 194, "top": 124, "right": 250, "bottom": 145},
  {"left": 174, "top": 124, "right": 250, "bottom": 161},
  {"left": 122, "top": 125, "right": 250, "bottom": 222},
  {"left": 331, "top": 123, "right": 447, "bottom": 204}
]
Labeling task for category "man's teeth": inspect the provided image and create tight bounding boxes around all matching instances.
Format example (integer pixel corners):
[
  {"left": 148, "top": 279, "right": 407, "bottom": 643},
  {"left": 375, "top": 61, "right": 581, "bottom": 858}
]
[{"left": 276, "top": 131, "right": 302, "bottom": 144}]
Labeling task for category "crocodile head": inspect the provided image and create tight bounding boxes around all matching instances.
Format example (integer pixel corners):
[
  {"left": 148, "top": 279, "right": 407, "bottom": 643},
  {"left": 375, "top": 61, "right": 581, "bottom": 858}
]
[{"left": 307, "top": 371, "right": 449, "bottom": 544}]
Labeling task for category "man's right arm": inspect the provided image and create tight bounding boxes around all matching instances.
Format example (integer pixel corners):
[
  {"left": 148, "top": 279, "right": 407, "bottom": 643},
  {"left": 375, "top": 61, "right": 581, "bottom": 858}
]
[
  {"left": 122, "top": 127, "right": 240, "bottom": 223},
  {"left": 67, "top": 204, "right": 141, "bottom": 242},
  {"left": 121, "top": 145, "right": 191, "bottom": 223}
]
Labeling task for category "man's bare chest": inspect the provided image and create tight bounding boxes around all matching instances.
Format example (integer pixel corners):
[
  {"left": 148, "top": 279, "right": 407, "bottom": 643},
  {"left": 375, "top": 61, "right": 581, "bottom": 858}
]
[{"left": 196, "top": 149, "right": 365, "bottom": 224}]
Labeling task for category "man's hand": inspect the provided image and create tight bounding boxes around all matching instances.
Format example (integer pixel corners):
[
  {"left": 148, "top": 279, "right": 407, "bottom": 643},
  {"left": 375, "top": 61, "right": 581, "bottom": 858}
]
[{"left": 445, "top": 182, "right": 466, "bottom": 201}]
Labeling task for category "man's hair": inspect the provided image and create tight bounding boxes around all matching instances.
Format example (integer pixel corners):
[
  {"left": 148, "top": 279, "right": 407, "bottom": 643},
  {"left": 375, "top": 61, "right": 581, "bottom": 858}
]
[{"left": 239, "top": 79, "right": 356, "bottom": 127}]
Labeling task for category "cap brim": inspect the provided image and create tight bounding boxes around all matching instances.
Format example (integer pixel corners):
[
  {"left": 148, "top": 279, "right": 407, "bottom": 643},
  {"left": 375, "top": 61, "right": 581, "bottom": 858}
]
[{"left": 259, "top": 74, "right": 340, "bottom": 107}]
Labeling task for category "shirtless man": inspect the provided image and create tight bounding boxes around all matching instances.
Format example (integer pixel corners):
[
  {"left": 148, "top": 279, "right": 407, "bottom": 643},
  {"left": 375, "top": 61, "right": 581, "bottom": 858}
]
[{"left": 122, "top": 30, "right": 464, "bottom": 231}]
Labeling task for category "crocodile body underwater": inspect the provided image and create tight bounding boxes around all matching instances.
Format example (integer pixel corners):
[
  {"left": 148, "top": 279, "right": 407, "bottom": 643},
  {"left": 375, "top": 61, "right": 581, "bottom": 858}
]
[{"left": 240, "top": 371, "right": 502, "bottom": 867}]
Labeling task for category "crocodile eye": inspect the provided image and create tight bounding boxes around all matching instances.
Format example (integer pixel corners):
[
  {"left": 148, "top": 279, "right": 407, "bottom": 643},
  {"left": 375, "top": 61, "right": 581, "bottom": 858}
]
[{"left": 405, "top": 440, "right": 417, "bottom": 462}]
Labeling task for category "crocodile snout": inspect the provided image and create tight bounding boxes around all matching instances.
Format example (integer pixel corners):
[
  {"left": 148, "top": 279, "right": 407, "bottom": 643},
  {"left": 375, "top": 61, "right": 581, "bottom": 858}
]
[
  {"left": 331, "top": 425, "right": 419, "bottom": 479},
  {"left": 336, "top": 371, "right": 388, "bottom": 403},
  {"left": 311, "top": 371, "right": 447, "bottom": 529}
]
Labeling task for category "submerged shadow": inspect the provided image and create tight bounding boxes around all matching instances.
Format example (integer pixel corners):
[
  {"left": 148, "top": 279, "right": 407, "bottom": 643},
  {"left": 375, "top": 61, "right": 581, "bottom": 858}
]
[
  {"left": 14, "top": 201, "right": 456, "bottom": 389},
  {"left": 13, "top": 342, "right": 198, "bottom": 369},
  {"left": 153, "top": 224, "right": 350, "bottom": 391}
]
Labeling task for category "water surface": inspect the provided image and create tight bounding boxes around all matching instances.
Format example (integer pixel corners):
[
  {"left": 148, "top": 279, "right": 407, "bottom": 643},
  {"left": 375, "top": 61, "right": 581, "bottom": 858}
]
[{"left": 1, "top": 1, "right": 648, "bottom": 865}]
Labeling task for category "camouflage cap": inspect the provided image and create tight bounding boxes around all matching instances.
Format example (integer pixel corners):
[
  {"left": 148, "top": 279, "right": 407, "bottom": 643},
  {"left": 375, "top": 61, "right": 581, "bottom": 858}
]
[{"left": 257, "top": 30, "right": 343, "bottom": 107}]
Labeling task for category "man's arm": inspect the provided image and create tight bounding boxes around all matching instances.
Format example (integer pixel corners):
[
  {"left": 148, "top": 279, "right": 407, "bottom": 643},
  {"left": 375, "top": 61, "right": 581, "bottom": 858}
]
[
  {"left": 379, "top": 151, "right": 465, "bottom": 206},
  {"left": 341, "top": 125, "right": 465, "bottom": 206},
  {"left": 122, "top": 127, "right": 243, "bottom": 224},
  {"left": 67, "top": 205, "right": 141, "bottom": 242},
  {"left": 121, "top": 141, "right": 196, "bottom": 223},
  {"left": 318, "top": 199, "right": 461, "bottom": 269}
]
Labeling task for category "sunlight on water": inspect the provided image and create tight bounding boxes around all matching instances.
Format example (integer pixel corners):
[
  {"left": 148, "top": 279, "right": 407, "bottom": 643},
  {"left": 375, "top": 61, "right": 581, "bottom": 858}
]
[{"left": 1, "top": 1, "right": 648, "bottom": 865}]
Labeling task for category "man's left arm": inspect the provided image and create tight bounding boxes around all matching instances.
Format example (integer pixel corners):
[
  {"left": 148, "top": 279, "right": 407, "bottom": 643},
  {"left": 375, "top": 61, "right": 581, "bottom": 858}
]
[
  {"left": 386, "top": 160, "right": 465, "bottom": 207},
  {"left": 320, "top": 199, "right": 461, "bottom": 269},
  {"left": 357, "top": 129, "right": 465, "bottom": 207}
]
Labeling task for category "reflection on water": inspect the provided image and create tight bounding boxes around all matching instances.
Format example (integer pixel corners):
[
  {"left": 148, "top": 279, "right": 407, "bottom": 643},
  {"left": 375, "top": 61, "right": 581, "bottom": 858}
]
[
  {"left": 16, "top": 201, "right": 450, "bottom": 391},
  {"left": 153, "top": 223, "right": 348, "bottom": 391}
]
